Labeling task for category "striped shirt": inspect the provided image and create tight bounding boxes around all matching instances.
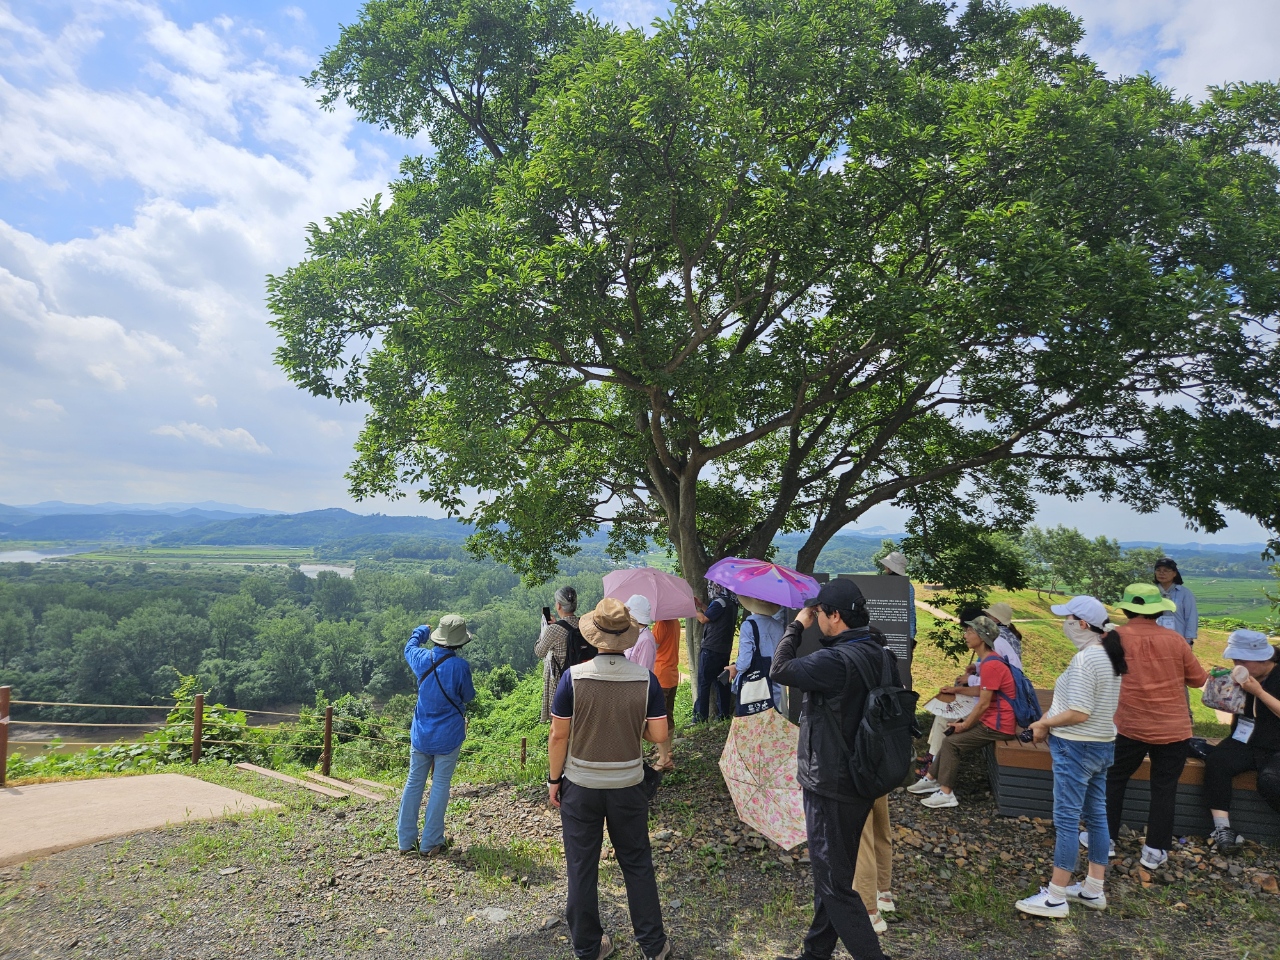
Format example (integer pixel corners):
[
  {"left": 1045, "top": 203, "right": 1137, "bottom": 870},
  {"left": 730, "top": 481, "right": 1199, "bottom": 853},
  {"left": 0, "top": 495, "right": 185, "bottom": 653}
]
[{"left": 1047, "top": 644, "right": 1122, "bottom": 743}]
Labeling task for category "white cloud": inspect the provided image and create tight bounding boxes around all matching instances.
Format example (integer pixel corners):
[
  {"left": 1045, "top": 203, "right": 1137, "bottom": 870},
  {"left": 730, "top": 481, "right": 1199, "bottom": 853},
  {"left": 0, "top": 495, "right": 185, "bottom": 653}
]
[
  {"left": 152, "top": 420, "right": 271, "bottom": 454},
  {"left": 0, "top": 0, "right": 1273, "bottom": 542}
]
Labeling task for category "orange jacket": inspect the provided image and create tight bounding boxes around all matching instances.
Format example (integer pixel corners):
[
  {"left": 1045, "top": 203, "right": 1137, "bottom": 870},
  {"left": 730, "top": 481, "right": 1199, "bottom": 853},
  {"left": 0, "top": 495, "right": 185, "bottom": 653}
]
[{"left": 1115, "top": 619, "right": 1208, "bottom": 743}]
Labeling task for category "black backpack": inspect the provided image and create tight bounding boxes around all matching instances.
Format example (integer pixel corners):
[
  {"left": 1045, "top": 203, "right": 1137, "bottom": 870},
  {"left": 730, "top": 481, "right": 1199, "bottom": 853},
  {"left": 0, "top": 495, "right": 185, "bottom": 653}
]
[
  {"left": 822, "top": 641, "right": 919, "bottom": 800},
  {"left": 556, "top": 619, "right": 597, "bottom": 672}
]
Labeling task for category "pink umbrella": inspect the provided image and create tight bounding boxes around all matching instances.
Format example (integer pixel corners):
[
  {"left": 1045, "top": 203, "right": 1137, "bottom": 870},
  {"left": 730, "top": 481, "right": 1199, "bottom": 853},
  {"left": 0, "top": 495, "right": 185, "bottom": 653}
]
[
  {"left": 705, "top": 557, "right": 821, "bottom": 608},
  {"left": 719, "top": 706, "right": 807, "bottom": 850},
  {"left": 602, "top": 567, "right": 698, "bottom": 621}
]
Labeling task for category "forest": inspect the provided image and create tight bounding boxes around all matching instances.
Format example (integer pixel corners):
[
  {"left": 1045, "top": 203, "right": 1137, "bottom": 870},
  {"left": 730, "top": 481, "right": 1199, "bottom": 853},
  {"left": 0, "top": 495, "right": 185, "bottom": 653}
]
[{"left": 0, "top": 544, "right": 612, "bottom": 720}]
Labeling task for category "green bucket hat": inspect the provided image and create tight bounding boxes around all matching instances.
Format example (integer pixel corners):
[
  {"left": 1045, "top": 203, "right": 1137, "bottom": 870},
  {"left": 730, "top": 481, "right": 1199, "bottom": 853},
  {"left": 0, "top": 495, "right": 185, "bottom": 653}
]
[
  {"left": 1115, "top": 583, "right": 1176, "bottom": 615},
  {"left": 431, "top": 614, "right": 474, "bottom": 648}
]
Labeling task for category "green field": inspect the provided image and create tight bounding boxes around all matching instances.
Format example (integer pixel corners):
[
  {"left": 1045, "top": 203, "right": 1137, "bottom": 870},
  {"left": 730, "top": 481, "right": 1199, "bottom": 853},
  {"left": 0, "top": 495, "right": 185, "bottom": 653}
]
[
  {"left": 1182, "top": 576, "right": 1275, "bottom": 625},
  {"left": 68, "top": 544, "right": 315, "bottom": 564}
]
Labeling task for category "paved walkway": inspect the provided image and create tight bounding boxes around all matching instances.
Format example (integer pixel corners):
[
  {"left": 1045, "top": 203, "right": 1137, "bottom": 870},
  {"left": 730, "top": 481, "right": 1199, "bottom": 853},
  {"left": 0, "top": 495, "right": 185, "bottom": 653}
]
[{"left": 0, "top": 773, "right": 278, "bottom": 867}]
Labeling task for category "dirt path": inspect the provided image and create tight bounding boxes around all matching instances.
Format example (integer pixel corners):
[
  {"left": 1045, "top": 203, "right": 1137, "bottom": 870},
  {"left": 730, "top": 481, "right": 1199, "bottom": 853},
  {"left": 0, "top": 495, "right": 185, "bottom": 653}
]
[{"left": 1, "top": 728, "right": 1276, "bottom": 959}]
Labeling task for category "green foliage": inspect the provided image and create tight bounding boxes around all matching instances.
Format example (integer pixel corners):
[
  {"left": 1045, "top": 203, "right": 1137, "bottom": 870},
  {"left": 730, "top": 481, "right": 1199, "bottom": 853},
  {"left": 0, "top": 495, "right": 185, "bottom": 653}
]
[
  {"left": 1023, "top": 525, "right": 1161, "bottom": 602},
  {"left": 270, "top": 0, "right": 1280, "bottom": 599}
]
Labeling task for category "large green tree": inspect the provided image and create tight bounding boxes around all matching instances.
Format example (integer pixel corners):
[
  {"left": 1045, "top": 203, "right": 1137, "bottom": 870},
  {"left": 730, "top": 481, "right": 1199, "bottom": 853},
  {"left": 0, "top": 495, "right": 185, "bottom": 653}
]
[{"left": 269, "top": 0, "right": 1280, "bottom": 600}]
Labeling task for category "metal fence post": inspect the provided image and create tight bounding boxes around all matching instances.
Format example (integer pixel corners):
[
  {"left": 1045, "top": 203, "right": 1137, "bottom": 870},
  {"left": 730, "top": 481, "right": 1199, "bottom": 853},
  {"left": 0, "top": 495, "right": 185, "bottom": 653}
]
[
  {"left": 192, "top": 693, "right": 203, "bottom": 764},
  {"left": 321, "top": 705, "right": 334, "bottom": 777},
  {"left": 0, "top": 686, "right": 10, "bottom": 788}
]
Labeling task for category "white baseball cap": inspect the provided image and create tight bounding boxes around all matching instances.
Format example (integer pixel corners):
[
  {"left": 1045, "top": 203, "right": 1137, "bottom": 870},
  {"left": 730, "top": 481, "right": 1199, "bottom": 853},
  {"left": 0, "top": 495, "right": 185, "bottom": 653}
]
[{"left": 1050, "top": 595, "right": 1109, "bottom": 629}]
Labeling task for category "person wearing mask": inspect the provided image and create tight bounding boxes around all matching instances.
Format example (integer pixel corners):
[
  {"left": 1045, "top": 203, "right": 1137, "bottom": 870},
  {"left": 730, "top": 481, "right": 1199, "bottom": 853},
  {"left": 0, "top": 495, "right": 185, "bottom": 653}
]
[
  {"left": 651, "top": 617, "right": 681, "bottom": 772},
  {"left": 396, "top": 616, "right": 477, "bottom": 857},
  {"left": 984, "top": 602, "right": 1023, "bottom": 661},
  {"left": 907, "top": 616, "right": 1017, "bottom": 808},
  {"left": 1153, "top": 558, "right": 1198, "bottom": 644},
  {"left": 535, "top": 586, "right": 581, "bottom": 724},
  {"left": 770, "top": 578, "right": 897, "bottom": 960},
  {"left": 548, "top": 598, "right": 672, "bottom": 960},
  {"left": 693, "top": 584, "right": 739, "bottom": 722},
  {"left": 729, "top": 595, "right": 785, "bottom": 710},
  {"left": 1100, "top": 583, "right": 1207, "bottom": 870},
  {"left": 1202, "top": 630, "right": 1280, "bottom": 853},
  {"left": 1016, "top": 596, "right": 1126, "bottom": 918},
  {"left": 624, "top": 595, "right": 657, "bottom": 671}
]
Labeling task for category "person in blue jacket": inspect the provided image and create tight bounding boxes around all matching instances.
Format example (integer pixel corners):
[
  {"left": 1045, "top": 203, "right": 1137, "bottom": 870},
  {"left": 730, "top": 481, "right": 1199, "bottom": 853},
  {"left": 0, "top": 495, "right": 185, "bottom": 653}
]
[{"left": 396, "top": 615, "right": 477, "bottom": 856}]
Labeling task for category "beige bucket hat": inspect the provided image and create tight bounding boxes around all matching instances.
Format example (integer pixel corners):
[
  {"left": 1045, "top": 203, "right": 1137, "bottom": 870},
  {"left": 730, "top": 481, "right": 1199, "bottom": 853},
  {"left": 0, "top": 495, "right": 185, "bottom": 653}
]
[{"left": 579, "top": 597, "right": 641, "bottom": 653}]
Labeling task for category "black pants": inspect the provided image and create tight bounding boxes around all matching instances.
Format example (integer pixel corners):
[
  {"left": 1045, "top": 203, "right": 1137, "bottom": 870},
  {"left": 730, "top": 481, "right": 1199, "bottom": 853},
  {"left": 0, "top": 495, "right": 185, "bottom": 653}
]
[
  {"left": 1105, "top": 735, "right": 1189, "bottom": 851},
  {"left": 694, "top": 648, "right": 732, "bottom": 721},
  {"left": 1203, "top": 738, "right": 1280, "bottom": 814},
  {"left": 801, "top": 788, "right": 887, "bottom": 960},
  {"left": 560, "top": 780, "right": 666, "bottom": 959}
]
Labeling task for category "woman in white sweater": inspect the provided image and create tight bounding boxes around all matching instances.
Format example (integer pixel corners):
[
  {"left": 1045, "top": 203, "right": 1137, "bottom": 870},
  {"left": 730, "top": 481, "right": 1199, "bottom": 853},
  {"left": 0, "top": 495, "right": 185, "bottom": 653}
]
[{"left": 1016, "top": 595, "right": 1127, "bottom": 919}]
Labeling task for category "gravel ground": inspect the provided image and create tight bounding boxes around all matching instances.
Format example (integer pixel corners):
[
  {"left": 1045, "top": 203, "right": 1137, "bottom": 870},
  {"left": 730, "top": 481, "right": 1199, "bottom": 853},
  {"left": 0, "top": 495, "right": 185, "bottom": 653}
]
[{"left": 2, "top": 724, "right": 1278, "bottom": 960}]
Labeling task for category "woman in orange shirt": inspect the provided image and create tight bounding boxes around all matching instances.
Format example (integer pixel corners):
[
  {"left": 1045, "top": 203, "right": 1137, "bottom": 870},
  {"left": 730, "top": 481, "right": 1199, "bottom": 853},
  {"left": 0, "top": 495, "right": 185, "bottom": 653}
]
[{"left": 652, "top": 619, "right": 681, "bottom": 772}]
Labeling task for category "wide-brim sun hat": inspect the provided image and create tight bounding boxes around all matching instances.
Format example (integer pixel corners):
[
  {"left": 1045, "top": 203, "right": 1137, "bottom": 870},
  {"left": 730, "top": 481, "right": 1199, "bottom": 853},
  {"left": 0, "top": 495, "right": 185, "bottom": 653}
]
[
  {"left": 962, "top": 615, "right": 1000, "bottom": 645},
  {"left": 1223, "top": 628, "right": 1275, "bottom": 662},
  {"left": 1114, "top": 582, "right": 1176, "bottom": 615},
  {"left": 739, "top": 595, "right": 783, "bottom": 617},
  {"left": 580, "top": 597, "right": 641, "bottom": 653},
  {"left": 879, "top": 551, "right": 908, "bottom": 577},
  {"left": 983, "top": 602, "right": 1014, "bottom": 627},
  {"left": 431, "top": 614, "right": 474, "bottom": 648},
  {"left": 1050, "top": 595, "right": 1109, "bottom": 629}
]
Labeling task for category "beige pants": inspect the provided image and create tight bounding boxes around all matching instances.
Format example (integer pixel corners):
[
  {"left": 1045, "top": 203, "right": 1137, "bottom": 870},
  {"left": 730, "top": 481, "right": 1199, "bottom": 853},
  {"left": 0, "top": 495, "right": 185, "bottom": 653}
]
[
  {"left": 854, "top": 794, "right": 892, "bottom": 909},
  {"left": 930, "top": 722, "right": 1014, "bottom": 789}
]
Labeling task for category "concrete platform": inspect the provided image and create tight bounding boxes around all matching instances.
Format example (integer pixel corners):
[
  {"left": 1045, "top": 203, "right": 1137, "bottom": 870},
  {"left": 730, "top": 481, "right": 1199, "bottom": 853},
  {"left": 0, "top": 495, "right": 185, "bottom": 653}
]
[{"left": 0, "top": 773, "right": 279, "bottom": 867}]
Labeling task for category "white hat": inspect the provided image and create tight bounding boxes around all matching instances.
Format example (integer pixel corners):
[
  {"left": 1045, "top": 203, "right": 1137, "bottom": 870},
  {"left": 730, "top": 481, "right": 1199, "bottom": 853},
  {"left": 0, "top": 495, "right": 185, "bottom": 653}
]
[
  {"left": 878, "top": 551, "right": 908, "bottom": 577},
  {"left": 625, "top": 594, "right": 653, "bottom": 625},
  {"left": 1050, "top": 595, "right": 1109, "bottom": 629},
  {"left": 1223, "top": 629, "right": 1275, "bottom": 662}
]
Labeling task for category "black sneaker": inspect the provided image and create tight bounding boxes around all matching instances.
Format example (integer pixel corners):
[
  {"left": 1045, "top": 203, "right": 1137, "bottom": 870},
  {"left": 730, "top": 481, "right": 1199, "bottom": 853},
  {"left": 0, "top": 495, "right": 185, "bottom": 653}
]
[{"left": 1210, "top": 826, "right": 1243, "bottom": 853}]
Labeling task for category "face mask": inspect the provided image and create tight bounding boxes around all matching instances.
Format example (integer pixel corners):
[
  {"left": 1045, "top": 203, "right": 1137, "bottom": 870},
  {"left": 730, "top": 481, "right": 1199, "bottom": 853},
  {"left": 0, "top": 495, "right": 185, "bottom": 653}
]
[{"left": 1062, "top": 619, "right": 1099, "bottom": 650}]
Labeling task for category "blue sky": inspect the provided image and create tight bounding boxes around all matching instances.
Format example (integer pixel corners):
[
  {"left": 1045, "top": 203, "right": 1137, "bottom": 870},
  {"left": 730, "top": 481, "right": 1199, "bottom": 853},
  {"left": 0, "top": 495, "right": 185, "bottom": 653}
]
[{"left": 0, "top": 0, "right": 1277, "bottom": 542}]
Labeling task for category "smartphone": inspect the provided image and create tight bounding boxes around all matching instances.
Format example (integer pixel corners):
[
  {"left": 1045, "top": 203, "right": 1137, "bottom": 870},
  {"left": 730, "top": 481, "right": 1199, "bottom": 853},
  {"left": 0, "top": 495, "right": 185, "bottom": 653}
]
[
  {"left": 1018, "top": 729, "right": 1036, "bottom": 743},
  {"left": 943, "top": 725, "right": 956, "bottom": 737},
  {"left": 542, "top": 606, "right": 553, "bottom": 624}
]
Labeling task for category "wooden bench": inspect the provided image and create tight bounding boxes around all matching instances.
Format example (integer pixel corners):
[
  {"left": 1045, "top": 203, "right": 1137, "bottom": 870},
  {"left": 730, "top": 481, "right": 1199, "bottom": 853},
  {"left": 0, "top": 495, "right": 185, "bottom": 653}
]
[{"left": 984, "top": 693, "right": 1278, "bottom": 842}]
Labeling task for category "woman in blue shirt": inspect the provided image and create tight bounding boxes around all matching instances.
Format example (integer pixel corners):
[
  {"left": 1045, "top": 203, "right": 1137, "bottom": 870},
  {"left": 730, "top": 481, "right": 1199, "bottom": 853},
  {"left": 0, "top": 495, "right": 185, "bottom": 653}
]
[
  {"left": 729, "top": 596, "right": 786, "bottom": 710},
  {"left": 1154, "top": 558, "right": 1198, "bottom": 644},
  {"left": 396, "top": 615, "right": 477, "bottom": 856}
]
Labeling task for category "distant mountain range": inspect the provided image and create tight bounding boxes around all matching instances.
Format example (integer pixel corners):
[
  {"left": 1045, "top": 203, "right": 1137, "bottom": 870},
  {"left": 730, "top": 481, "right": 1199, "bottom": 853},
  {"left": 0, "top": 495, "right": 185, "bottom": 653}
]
[{"left": 0, "top": 501, "right": 1270, "bottom": 562}]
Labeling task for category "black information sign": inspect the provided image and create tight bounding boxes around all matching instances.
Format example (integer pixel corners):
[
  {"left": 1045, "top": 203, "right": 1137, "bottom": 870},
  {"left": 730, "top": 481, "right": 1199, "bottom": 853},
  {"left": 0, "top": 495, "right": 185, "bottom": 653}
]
[{"left": 780, "top": 572, "right": 915, "bottom": 724}]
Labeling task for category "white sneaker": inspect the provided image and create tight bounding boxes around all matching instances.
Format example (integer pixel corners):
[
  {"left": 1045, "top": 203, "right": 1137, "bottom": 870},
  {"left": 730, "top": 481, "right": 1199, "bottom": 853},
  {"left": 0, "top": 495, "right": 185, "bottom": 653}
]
[
  {"left": 1063, "top": 883, "right": 1107, "bottom": 911},
  {"left": 1079, "top": 831, "right": 1115, "bottom": 858},
  {"left": 920, "top": 790, "right": 958, "bottom": 808},
  {"left": 1140, "top": 845, "right": 1168, "bottom": 870},
  {"left": 906, "top": 776, "right": 941, "bottom": 795},
  {"left": 868, "top": 911, "right": 887, "bottom": 933},
  {"left": 877, "top": 891, "right": 896, "bottom": 913},
  {"left": 1015, "top": 888, "right": 1069, "bottom": 918}
]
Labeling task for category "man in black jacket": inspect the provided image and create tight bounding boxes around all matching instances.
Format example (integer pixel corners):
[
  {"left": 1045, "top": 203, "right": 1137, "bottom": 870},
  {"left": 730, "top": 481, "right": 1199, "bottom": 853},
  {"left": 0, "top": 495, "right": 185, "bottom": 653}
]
[{"left": 771, "top": 578, "right": 896, "bottom": 960}]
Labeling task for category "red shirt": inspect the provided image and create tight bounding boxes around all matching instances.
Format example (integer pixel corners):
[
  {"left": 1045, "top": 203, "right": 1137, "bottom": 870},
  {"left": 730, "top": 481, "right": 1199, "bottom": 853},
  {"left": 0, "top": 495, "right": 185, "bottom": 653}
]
[{"left": 978, "top": 656, "right": 1017, "bottom": 734}]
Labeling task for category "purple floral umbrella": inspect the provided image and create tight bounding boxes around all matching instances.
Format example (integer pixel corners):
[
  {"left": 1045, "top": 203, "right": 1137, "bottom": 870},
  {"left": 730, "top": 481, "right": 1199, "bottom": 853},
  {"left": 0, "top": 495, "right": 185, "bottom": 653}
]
[{"left": 705, "top": 557, "right": 821, "bottom": 608}]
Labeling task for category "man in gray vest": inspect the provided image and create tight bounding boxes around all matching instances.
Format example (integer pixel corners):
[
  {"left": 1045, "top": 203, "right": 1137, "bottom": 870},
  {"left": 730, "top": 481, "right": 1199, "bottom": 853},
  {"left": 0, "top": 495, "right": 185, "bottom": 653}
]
[{"left": 547, "top": 597, "right": 672, "bottom": 960}]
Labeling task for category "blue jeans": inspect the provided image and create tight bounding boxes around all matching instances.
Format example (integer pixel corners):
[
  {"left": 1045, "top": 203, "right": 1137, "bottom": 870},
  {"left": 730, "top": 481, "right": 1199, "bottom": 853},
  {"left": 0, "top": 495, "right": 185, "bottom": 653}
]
[
  {"left": 397, "top": 744, "right": 461, "bottom": 851},
  {"left": 1050, "top": 735, "right": 1114, "bottom": 872}
]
